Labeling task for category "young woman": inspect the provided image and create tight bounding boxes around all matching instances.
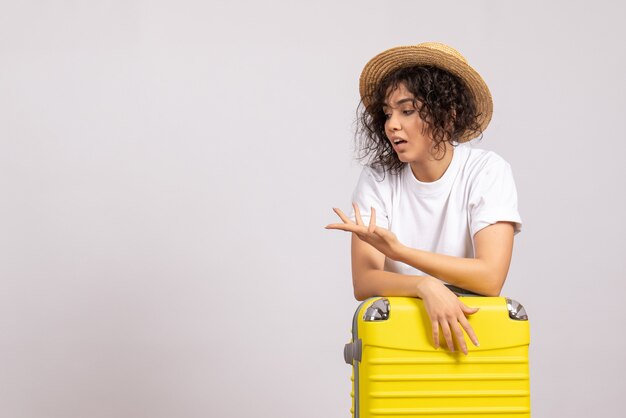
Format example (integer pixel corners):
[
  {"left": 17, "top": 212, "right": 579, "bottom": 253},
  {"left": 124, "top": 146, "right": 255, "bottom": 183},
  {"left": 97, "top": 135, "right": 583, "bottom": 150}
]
[{"left": 326, "top": 42, "right": 522, "bottom": 355}]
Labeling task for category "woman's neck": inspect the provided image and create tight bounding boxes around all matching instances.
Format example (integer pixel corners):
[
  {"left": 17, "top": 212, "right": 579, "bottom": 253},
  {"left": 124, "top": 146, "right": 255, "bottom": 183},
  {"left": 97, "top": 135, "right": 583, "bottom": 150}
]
[{"left": 409, "top": 144, "right": 454, "bottom": 182}]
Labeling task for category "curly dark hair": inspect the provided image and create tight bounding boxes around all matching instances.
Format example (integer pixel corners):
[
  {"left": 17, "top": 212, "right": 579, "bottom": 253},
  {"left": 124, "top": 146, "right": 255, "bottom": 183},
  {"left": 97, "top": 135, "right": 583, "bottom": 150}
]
[{"left": 356, "top": 65, "right": 483, "bottom": 173}]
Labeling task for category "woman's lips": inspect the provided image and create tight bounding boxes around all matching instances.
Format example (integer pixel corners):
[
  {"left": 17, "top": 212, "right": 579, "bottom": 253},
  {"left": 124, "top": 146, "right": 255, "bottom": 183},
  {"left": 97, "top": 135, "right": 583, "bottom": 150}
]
[{"left": 392, "top": 139, "right": 407, "bottom": 150}]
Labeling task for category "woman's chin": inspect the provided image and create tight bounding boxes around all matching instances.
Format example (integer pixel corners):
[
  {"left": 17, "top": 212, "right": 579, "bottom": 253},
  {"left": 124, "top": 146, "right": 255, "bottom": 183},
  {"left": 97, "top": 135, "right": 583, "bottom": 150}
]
[{"left": 396, "top": 153, "right": 413, "bottom": 163}]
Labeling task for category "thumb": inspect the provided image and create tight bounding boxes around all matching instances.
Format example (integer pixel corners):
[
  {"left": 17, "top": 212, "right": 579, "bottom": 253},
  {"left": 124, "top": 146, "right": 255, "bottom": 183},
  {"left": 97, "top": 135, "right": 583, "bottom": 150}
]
[{"left": 460, "top": 302, "right": 480, "bottom": 316}]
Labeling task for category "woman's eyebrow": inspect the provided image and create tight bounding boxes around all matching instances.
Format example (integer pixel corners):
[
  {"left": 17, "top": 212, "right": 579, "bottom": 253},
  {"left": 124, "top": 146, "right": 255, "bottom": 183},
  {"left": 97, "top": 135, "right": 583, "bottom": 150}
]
[{"left": 383, "top": 98, "right": 415, "bottom": 107}]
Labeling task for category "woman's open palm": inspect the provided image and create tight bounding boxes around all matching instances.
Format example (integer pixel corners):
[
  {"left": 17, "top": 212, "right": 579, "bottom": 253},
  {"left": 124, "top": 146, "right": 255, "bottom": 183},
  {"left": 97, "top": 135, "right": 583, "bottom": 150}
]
[{"left": 326, "top": 203, "right": 402, "bottom": 260}]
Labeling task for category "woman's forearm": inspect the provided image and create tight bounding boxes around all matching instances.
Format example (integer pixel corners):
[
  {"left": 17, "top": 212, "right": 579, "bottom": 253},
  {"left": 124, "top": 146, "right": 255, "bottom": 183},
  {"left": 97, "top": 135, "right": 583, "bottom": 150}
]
[
  {"left": 352, "top": 268, "right": 427, "bottom": 301},
  {"left": 330, "top": 210, "right": 515, "bottom": 297},
  {"left": 392, "top": 246, "right": 504, "bottom": 296}
]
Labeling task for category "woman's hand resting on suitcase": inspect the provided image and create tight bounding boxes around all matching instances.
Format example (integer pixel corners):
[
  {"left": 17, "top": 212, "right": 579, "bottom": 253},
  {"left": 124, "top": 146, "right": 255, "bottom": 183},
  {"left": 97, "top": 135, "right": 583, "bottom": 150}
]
[
  {"left": 415, "top": 277, "right": 480, "bottom": 355},
  {"left": 326, "top": 203, "right": 481, "bottom": 354},
  {"left": 325, "top": 203, "right": 403, "bottom": 260}
]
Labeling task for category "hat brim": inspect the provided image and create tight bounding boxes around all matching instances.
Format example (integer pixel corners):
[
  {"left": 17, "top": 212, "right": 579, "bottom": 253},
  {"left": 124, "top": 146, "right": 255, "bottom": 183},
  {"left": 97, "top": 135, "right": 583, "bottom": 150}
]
[{"left": 359, "top": 43, "right": 493, "bottom": 142}]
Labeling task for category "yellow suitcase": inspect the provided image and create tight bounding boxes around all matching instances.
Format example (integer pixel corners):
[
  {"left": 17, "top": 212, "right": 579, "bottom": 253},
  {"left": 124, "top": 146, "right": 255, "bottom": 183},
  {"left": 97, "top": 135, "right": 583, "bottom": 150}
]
[{"left": 344, "top": 294, "right": 530, "bottom": 417}]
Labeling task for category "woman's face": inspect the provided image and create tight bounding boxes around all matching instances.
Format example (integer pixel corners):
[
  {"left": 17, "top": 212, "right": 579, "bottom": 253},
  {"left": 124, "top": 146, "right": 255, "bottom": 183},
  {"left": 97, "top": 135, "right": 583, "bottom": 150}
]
[{"left": 383, "top": 83, "right": 434, "bottom": 164}]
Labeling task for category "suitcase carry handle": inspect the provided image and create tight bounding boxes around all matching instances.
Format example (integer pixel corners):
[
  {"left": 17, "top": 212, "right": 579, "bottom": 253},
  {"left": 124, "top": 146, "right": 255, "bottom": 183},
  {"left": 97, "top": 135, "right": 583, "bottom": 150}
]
[{"left": 445, "top": 284, "right": 482, "bottom": 296}]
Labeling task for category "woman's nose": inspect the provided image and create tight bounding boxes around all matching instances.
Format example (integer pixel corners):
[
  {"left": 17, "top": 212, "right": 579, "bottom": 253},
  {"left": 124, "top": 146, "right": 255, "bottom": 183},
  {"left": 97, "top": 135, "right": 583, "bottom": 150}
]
[{"left": 387, "top": 113, "right": 401, "bottom": 131}]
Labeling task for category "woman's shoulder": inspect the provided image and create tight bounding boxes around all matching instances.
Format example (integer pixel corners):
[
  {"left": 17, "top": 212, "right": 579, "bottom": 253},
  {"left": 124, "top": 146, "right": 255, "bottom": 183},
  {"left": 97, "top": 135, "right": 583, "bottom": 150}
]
[
  {"left": 458, "top": 144, "right": 512, "bottom": 174},
  {"left": 359, "top": 163, "right": 406, "bottom": 185}
]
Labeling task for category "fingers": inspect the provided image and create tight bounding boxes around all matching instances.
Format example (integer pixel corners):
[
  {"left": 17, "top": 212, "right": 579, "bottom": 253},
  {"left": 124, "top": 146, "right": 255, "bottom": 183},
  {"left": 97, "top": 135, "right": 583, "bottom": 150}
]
[
  {"left": 461, "top": 303, "right": 480, "bottom": 315},
  {"left": 458, "top": 301, "right": 480, "bottom": 347},
  {"left": 325, "top": 206, "right": 365, "bottom": 235},
  {"left": 368, "top": 207, "right": 376, "bottom": 233},
  {"left": 457, "top": 302, "right": 480, "bottom": 347},
  {"left": 352, "top": 202, "right": 364, "bottom": 226},
  {"left": 324, "top": 223, "right": 359, "bottom": 232},
  {"left": 431, "top": 311, "right": 479, "bottom": 355},
  {"left": 431, "top": 321, "right": 440, "bottom": 349},
  {"left": 332, "top": 207, "right": 352, "bottom": 224},
  {"left": 440, "top": 320, "right": 455, "bottom": 353},
  {"left": 430, "top": 317, "right": 455, "bottom": 353},
  {"left": 450, "top": 321, "right": 468, "bottom": 355},
  {"left": 459, "top": 315, "right": 480, "bottom": 348},
  {"left": 328, "top": 204, "right": 373, "bottom": 229},
  {"left": 433, "top": 319, "right": 471, "bottom": 355},
  {"left": 326, "top": 208, "right": 355, "bottom": 231}
]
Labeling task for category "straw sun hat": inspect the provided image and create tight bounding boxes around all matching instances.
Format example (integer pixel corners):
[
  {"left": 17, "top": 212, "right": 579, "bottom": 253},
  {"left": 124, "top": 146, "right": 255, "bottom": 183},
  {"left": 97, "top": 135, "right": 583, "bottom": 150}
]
[{"left": 359, "top": 42, "right": 493, "bottom": 142}]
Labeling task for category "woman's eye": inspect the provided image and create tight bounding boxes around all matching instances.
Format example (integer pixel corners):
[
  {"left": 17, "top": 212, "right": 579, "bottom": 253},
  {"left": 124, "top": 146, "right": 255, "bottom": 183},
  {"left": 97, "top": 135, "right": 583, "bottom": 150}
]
[
  {"left": 402, "top": 110, "right": 415, "bottom": 116},
  {"left": 384, "top": 113, "right": 391, "bottom": 119}
]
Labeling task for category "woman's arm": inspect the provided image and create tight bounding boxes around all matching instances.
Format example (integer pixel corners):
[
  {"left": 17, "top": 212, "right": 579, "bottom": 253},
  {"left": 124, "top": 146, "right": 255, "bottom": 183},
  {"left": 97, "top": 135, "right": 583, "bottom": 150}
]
[
  {"left": 351, "top": 232, "right": 423, "bottom": 301},
  {"left": 327, "top": 205, "right": 515, "bottom": 296},
  {"left": 351, "top": 235, "right": 480, "bottom": 355},
  {"left": 334, "top": 212, "right": 481, "bottom": 355},
  {"left": 393, "top": 222, "right": 515, "bottom": 296}
]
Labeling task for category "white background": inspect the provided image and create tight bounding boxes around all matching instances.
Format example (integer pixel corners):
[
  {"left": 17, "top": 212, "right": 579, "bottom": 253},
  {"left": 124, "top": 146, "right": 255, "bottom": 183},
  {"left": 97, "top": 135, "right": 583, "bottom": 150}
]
[{"left": 1, "top": 1, "right": 625, "bottom": 417}]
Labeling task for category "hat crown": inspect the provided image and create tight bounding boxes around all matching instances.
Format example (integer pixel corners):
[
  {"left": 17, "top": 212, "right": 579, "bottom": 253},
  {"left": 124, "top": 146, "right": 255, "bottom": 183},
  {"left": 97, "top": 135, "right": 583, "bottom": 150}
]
[{"left": 417, "top": 42, "right": 468, "bottom": 64}]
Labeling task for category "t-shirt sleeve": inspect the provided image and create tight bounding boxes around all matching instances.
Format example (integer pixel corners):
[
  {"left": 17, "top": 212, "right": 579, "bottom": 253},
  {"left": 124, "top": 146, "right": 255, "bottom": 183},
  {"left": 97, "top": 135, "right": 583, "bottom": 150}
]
[
  {"left": 468, "top": 158, "right": 522, "bottom": 237},
  {"left": 350, "top": 166, "right": 391, "bottom": 229}
]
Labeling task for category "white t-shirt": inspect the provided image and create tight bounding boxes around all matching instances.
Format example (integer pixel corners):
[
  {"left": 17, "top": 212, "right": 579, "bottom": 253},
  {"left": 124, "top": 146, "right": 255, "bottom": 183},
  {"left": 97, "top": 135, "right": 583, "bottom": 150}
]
[{"left": 351, "top": 143, "right": 522, "bottom": 276}]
